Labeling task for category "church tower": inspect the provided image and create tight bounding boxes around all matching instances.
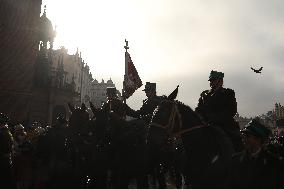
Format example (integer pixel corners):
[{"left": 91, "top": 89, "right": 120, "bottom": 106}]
[{"left": 34, "top": 5, "right": 55, "bottom": 87}]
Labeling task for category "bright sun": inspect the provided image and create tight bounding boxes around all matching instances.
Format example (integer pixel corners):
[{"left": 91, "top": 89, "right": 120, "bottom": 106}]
[{"left": 42, "top": 0, "right": 172, "bottom": 82}]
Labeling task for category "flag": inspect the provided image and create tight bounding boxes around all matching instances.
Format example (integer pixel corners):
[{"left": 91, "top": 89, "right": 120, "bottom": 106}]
[{"left": 123, "top": 51, "right": 142, "bottom": 99}]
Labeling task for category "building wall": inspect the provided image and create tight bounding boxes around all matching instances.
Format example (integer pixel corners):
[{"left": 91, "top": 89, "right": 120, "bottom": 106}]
[
  {"left": 0, "top": 0, "right": 121, "bottom": 124},
  {"left": 80, "top": 64, "right": 93, "bottom": 105},
  {"left": 274, "top": 103, "right": 284, "bottom": 119},
  {"left": 51, "top": 48, "right": 77, "bottom": 92},
  {"left": 234, "top": 113, "right": 251, "bottom": 129},
  {"left": 90, "top": 79, "right": 121, "bottom": 108},
  {"left": 50, "top": 48, "right": 94, "bottom": 107},
  {"left": 0, "top": 0, "right": 88, "bottom": 125},
  {"left": 0, "top": 0, "right": 42, "bottom": 123}
]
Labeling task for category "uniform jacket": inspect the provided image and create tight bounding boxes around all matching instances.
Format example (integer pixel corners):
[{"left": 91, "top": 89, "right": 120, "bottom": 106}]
[
  {"left": 195, "top": 87, "right": 239, "bottom": 136},
  {"left": 101, "top": 98, "right": 136, "bottom": 119},
  {"left": 134, "top": 95, "right": 165, "bottom": 123},
  {"left": 226, "top": 149, "right": 284, "bottom": 189}
]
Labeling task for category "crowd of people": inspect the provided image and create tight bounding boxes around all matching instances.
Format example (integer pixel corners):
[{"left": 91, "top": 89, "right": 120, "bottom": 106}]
[{"left": 0, "top": 70, "right": 284, "bottom": 189}]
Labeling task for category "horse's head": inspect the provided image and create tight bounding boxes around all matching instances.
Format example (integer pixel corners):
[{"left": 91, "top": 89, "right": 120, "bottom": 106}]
[
  {"left": 148, "top": 85, "right": 179, "bottom": 146},
  {"left": 68, "top": 103, "right": 90, "bottom": 130},
  {"left": 149, "top": 99, "right": 181, "bottom": 147},
  {"left": 149, "top": 85, "right": 202, "bottom": 146}
]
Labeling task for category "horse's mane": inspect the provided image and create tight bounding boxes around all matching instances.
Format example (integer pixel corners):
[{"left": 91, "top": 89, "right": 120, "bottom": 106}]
[
  {"left": 174, "top": 100, "right": 194, "bottom": 113},
  {"left": 174, "top": 100, "right": 202, "bottom": 125}
]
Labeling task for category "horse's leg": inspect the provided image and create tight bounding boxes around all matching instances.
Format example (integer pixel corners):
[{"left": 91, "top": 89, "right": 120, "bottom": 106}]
[
  {"left": 118, "top": 173, "right": 131, "bottom": 189},
  {"left": 182, "top": 174, "right": 193, "bottom": 189},
  {"left": 109, "top": 170, "right": 119, "bottom": 189},
  {"left": 149, "top": 169, "right": 157, "bottom": 188},
  {"left": 89, "top": 172, "right": 108, "bottom": 189},
  {"left": 136, "top": 173, "right": 149, "bottom": 189},
  {"left": 171, "top": 166, "right": 183, "bottom": 189},
  {"left": 156, "top": 164, "right": 167, "bottom": 189}
]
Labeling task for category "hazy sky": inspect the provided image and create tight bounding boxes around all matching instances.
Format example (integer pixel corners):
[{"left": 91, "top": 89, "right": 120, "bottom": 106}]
[{"left": 43, "top": 0, "right": 284, "bottom": 117}]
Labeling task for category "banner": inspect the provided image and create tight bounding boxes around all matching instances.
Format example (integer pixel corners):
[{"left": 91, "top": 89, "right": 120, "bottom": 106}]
[{"left": 123, "top": 51, "right": 142, "bottom": 99}]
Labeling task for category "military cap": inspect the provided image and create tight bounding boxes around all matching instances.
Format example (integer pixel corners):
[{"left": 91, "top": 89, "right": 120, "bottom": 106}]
[
  {"left": 241, "top": 119, "right": 271, "bottom": 139},
  {"left": 208, "top": 70, "right": 224, "bottom": 81},
  {"left": 106, "top": 87, "right": 117, "bottom": 96},
  {"left": 0, "top": 113, "right": 9, "bottom": 124},
  {"left": 142, "top": 82, "right": 156, "bottom": 92}
]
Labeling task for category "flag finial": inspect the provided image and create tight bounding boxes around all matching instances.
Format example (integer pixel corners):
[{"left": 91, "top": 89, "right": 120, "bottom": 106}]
[{"left": 124, "top": 39, "right": 129, "bottom": 52}]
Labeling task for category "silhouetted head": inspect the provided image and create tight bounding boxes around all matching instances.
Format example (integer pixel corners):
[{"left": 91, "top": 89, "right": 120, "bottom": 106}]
[
  {"left": 208, "top": 70, "right": 224, "bottom": 90},
  {"left": 143, "top": 82, "right": 156, "bottom": 97},
  {"left": 106, "top": 87, "right": 117, "bottom": 100}
]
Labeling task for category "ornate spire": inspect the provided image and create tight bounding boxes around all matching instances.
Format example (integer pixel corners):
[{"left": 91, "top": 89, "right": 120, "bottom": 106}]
[
  {"left": 124, "top": 39, "right": 129, "bottom": 52},
  {"left": 43, "top": 5, "right": 47, "bottom": 17}
]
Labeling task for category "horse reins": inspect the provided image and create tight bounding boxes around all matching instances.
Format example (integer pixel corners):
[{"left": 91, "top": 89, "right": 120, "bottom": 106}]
[
  {"left": 150, "top": 100, "right": 181, "bottom": 132},
  {"left": 151, "top": 100, "right": 206, "bottom": 138}
]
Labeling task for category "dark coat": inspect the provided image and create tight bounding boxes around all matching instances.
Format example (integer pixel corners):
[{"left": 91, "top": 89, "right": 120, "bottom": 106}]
[
  {"left": 196, "top": 87, "right": 240, "bottom": 136},
  {"left": 134, "top": 95, "right": 165, "bottom": 123},
  {"left": 226, "top": 149, "right": 284, "bottom": 189},
  {"left": 101, "top": 98, "right": 136, "bottom": 119},
  {"left": 196, "top": 87, "right": 243, "bottom": 151}
]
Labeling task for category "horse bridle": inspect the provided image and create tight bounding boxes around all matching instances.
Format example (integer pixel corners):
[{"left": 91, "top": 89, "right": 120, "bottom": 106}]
[{"left": 151, "top": 100, "right": 206, "bottom": 138}]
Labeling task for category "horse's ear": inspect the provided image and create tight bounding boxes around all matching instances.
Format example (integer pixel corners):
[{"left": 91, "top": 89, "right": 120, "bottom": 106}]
[
  {"left": 81, "top": 103, "right": 87, "bottom": 111},
  {"left": 68, "top": 102, "right": 75, "bottom": 113},
  {"left": 89, "top": 101, "right": 98, "bottom": 114},
  {"left": 167, "top": 85, "right": 179, "bottom": 101}
]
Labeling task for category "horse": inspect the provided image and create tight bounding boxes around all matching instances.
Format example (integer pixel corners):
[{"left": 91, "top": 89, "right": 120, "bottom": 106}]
[
  {"left": 90, "top": 102, "right": 150, "bottom": 189},
  {"left": 148, "top": 86, "right": 235, "bottom": 189},
  {"left": 67, "top": 103, "right": 102, "bottom": 188}
]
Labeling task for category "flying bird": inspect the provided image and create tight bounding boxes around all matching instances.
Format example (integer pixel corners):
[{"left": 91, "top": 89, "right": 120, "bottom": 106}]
[{"left": 251, "top": 67, "right": 263, "bottom": 74}]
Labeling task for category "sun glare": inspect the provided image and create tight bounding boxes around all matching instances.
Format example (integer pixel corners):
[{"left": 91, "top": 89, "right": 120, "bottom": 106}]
[{"left": 42, "top": 0, "right": 177, "bottom": 82}]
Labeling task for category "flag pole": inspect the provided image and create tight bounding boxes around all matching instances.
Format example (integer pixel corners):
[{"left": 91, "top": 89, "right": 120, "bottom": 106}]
[{"left": 123, "top": 39, "right": 129, "bottom": 104}]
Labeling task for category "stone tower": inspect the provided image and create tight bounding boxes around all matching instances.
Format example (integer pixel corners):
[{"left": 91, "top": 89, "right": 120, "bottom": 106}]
[{"left": 0, "top": 0, "right": 43, "bottom": 123}]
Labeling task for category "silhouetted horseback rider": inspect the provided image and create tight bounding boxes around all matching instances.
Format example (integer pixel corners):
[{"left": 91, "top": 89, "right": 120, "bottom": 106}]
[
  {"left": 100, "top": 86, "right": 163, "bottom": 189},
  {"left": 101, "top": 87, "right": 139, "bottom": 143},
  {"left": 101, "top": 83, "right": 165, "bottom": 124},
  {"left": 101, "top": 87, "right": 136, "bottom": 120},
  {"left": 130, "top": 82, "right": 166, "bottom": 124},
  {"left": 101, "top": 87, "right": 146, "bottom": 150},
  {"left": 195, "top": 70, "right": 243, "bottom": 152},
  {"left": 127, "top": 82, "right": 168, "bottom": 189},
  {"left": 0, "top": 113, "right": 16, "bottom": 189}
]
